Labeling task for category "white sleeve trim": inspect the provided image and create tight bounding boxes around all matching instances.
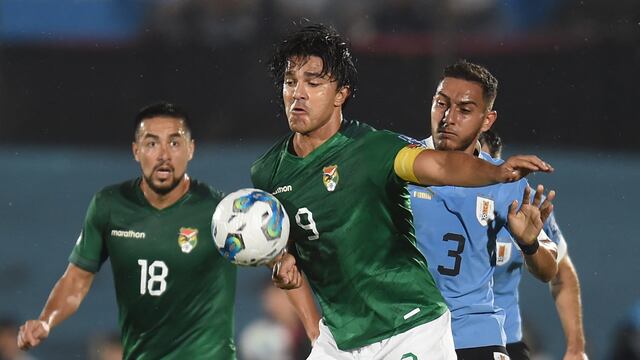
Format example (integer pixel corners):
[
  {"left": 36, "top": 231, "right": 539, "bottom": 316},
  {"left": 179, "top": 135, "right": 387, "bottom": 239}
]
[{"left": 537, "top": 229, "right": 564, "bottom": 263}]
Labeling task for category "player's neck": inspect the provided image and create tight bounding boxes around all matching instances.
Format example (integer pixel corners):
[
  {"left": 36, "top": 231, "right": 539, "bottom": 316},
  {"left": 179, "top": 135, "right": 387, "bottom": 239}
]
[
  {"left": 141, "top": 174, "right": 191, "bottom": 210},
  {"left": 462, "top": 138, "right": 481, "bottom": 156},
  {"left": 292, "top": 113, "right": 342, "bottom": 158}
]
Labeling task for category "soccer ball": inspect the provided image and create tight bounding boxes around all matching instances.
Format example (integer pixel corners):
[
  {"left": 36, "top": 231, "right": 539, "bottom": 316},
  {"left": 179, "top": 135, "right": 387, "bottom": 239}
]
[{"left": 212, "top": 188, "right": 290, "bottom": 266}]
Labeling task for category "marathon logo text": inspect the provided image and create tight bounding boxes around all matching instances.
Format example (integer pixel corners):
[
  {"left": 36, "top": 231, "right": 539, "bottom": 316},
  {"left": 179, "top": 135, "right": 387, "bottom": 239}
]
[
  {"left": 111, "top": 229, "right": 146, "bottom": 239},
  {"left": 273, "top": 185, "right": 293, "bottom": 195}
]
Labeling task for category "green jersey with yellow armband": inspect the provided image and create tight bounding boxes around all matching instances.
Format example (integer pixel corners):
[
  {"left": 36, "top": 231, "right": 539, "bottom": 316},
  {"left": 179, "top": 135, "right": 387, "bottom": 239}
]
[{"left": 251, "top": 119, "right": 447, "bottom": 350}]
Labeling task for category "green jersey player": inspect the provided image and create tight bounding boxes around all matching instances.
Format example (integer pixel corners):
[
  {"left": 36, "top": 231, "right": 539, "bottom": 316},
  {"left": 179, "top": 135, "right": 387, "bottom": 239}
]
[
  {"left": 18, "top": 103, "right": 237, "bottom": 359},
  {"left": 255, "top": 24, "right": 553, "bottom": 360}
]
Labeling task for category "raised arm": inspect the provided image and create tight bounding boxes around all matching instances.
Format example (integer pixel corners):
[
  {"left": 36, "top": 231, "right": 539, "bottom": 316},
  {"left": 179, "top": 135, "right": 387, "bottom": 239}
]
[
  {"left": 508, "top": 185, "right": 558, "bottom": 282},
  {"left": 551, "top": 255, "right": 587, "bottom": 360},
  {"left": 394, "top": 147, "right": 552, "bottom": 187},
  {"left": 18, "top": 263, "right": 95, "bottom": 350}
]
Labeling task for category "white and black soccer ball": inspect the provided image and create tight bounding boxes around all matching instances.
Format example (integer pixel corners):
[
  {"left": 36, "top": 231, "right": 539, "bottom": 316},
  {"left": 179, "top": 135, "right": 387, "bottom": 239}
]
[{"left": 212, "top": 188, "right": 290, "bottom": 266}]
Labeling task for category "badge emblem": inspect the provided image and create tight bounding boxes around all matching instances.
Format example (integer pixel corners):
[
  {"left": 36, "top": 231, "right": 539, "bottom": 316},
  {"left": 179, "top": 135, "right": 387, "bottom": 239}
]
[
  {"left": 322, "top": 165, "right": 339, "bottom": 192},
  {"left": 476, "top": 196, "right": 495, "bottom": 226},
  {"left": 496, "top": 241, "right": 513, "bottom": 266},
  {"left": 178, "top": 227, "right": 198, "bottom": 253}
]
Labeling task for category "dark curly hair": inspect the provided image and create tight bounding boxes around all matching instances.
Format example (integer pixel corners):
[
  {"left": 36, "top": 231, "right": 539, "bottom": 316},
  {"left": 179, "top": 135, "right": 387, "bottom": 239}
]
[{"left": 270, "top": 23, "right": 357, "bottom": 104}]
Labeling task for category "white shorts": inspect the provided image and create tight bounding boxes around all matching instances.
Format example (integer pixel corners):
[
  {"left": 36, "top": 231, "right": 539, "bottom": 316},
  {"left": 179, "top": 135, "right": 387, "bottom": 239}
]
[{"left": 308, "top": 310, "right": 456, "bottom": 360}]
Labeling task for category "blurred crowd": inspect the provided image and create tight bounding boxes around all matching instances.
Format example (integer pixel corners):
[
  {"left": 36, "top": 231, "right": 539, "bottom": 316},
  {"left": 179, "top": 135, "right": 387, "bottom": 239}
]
[
  {"left": 2, "top": 0, "right": 638, "bottom": 47},
  {"left": 139, "top": 0, "right": 640, "bottom": 48}
]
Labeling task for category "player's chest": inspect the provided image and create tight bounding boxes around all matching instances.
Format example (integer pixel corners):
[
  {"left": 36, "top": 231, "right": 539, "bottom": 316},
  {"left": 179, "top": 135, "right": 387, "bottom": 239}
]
[
  {"left": 271, "top": 154, "right": 375, "bottom": 208},
  {"left": 106, "top": 210, "right": 215, "bottom": 268},
  {"left": 411, "top": 186, "right": 501, "bottom": 229}
]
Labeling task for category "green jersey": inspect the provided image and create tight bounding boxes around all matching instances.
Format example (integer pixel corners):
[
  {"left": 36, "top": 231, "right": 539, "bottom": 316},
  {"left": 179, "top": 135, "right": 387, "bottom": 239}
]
[
  {"left": 251, "top": 120, "right": 447, "bottom": 350},
  {"left": 69, "top": 179, "right": 236, "bottom": 360}
]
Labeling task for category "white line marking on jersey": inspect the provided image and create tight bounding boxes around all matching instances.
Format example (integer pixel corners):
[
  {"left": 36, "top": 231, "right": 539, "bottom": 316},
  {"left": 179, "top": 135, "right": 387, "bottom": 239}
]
[{"left": 403, "top": 307, "right": 421, "bottom": 320}]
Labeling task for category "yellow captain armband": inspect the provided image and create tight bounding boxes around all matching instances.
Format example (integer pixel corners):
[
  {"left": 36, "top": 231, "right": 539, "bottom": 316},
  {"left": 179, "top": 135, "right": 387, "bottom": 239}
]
[{"left": 394, "top": 145, "right": 426, "bottom": 183}]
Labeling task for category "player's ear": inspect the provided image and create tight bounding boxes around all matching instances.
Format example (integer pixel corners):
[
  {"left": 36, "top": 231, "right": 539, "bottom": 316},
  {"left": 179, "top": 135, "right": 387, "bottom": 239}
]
[
  {"left": 481, "top": 110, "right": 497, "bottom": 132},
  {"left": 188, "top": 139, "right": 195, "bottom": 161},
  {"left": 334, "top": 86, "right": 350, "bottom": 107},
  {"left": 132, "top": 142, "right": 140, "bottom": 162}
]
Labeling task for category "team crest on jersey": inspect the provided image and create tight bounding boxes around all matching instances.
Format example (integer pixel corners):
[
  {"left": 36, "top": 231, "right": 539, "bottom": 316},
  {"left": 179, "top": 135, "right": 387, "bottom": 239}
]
[
  {"left": 322, "top": 165, "right": 339, "bottom": 192},
  {"left": 476, "top": 196, "right": 495, "bottom": 226},
  {"left": 178, "top": 227, "right": 198, "bottom": 253},
  {"left": 493, "top": 352, "right": 510, "bottom": 360},
  {"left": 496, "top": 241, "right": 513, "bottom": 266}
]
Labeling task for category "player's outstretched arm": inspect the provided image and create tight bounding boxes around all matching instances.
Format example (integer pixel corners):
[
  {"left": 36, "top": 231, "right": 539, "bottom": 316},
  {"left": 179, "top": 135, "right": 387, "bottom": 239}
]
[
  {"left": 284, "top": 275, "right": 321, "bottom": 343},
  {"left": 404, "top": 149, "right": 552, "bottom": 187},
  {"left": 17, "top": 263, "right": 95, "bottom": 350},
  {"left": 508, "top": 185, "right": 558, "bottom": 282},
  {"left": 550, "top": 255, "right": 588, "bottom": 360}
]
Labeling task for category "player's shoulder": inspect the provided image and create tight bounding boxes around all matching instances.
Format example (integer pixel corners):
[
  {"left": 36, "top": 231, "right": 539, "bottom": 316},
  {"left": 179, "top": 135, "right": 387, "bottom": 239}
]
[
  {"left": 343, "top": 119, "right": 423, "bottom": 152},
  {"left": 479, "top": 151, "right": 503, "bottom": 166},
  {"left": 189, "top": 179, "right": 225, "bottom": 203},
  {"left": 339, "top": 118, "right": 376, "bottom": 139},
  {"left": 251, "top": 133, "right": 290, "bottom": 172},
  {"left": 476, "top": 152, "right": 528, "bottom": 207},
  {"left": 95, "top": 179, "right": 137, "bottom": 201},
  {"left": 251, "top": 133, "right": 291, "bottom": 189}
]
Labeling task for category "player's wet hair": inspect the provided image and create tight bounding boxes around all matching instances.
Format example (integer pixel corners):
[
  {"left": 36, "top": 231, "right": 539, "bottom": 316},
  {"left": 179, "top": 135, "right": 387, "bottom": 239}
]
[
  {"left": 443, "top": 60, "right": 498, "bottom": 110},
  {"left": 134, "top": 102, "right": 191, "bottom": 140},
  {"left": 479, "top": 129, "right": 503, "bottom": 158},
  {"left": 270, "top": 23, "right": 358, "bottom": 105}
]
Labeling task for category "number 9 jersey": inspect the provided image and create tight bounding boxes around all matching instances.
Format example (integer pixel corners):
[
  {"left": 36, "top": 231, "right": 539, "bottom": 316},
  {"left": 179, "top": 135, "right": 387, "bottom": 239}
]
[
  {"left": 69, "top": 179, "right": 237, "bottom": 360},
  {"left": 251, "top": 120, "right": 448, "bottom": 351}
]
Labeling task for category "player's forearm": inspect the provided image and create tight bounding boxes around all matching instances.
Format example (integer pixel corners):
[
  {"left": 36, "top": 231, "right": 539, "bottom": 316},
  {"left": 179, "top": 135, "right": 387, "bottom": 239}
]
[
  {"left": 413, "top": 150, "right": 501, "bottom": 187},
  {"left": 38, "top": 264, "right": 94, "bottom": 329},
  {"left": 523, "top": 244, "right": 558, "bottom": 282},
  {"left": 551, "top": 257, "right": 586, "bottom": 352},
  {"left": 285, "top": 275, "right": 321, "bottom": 342}
]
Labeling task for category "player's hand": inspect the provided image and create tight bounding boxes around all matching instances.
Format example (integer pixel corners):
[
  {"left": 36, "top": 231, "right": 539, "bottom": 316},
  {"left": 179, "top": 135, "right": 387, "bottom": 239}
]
[
  {"left": 538, "top": 186, "right": 556, "bottom": 224},
  {"left": 508, "top": 185, "right": 552, "bottom": 246},
  {"left": 498, "top": 155, "right": 553, "bottom": 182},
  {"left": 17, "top": 319, "right": 50, "bottom": 350},
  {"left": 271, "top": 252, "right": 303, "bottom": 290},
  {"left": 563, "top": 351, "right": 588, "bottom": 360}
]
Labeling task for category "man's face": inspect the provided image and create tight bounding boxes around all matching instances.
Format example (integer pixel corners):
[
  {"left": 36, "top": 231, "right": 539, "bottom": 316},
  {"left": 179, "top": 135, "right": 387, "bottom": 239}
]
[
  {"left": 132, "top": 116, "right": 194, "bottom": 195},
  {"left": 282, "top": 55, "right": 348, "bottom": 135},
  {"left": 430, "top": 77, "right": 496, "bottom": 152}
]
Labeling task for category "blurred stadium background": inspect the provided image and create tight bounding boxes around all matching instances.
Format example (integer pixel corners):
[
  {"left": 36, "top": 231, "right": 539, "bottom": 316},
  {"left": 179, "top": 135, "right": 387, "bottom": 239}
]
[{"left": 1, "top": 1, "right": 639, "bottom": 359}]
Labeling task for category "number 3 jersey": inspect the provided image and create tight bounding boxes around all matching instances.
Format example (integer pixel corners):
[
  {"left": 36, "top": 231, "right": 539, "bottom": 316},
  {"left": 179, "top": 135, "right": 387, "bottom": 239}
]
[
  {"left": 69, "top": 179, "right": 237, "bottom": 360},
  {"left": 409, "top": 146, "right": 529, "bottom": 350},
  {"left": 251, "top": 120, "right": 448, "bottom": 351}
]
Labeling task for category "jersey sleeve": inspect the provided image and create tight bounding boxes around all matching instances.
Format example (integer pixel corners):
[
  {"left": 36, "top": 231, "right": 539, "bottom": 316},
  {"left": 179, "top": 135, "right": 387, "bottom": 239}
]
[
  {"left": 250, "top": 160, "right": 270, "bottom": 191},
  {"left": 543, "top": 211, "right": 567, "bottom": 261},
  {"left": 367, "top": 131, "right": 425, "bottom": 186},
  {"left": 68, "top": 193, "right": 109, "bottom": 273},
  {"left": 251, "top": 138, "right": 288, "bottom": 192}
]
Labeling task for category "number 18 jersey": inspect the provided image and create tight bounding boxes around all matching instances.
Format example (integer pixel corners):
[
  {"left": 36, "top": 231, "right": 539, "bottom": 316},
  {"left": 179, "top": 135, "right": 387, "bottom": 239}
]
[
  {"left": 69, "top": 179, "right": 237, "bottom": 359},
  {"left": 251, "top": 120, "right": 447, "bottom": 351}
]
